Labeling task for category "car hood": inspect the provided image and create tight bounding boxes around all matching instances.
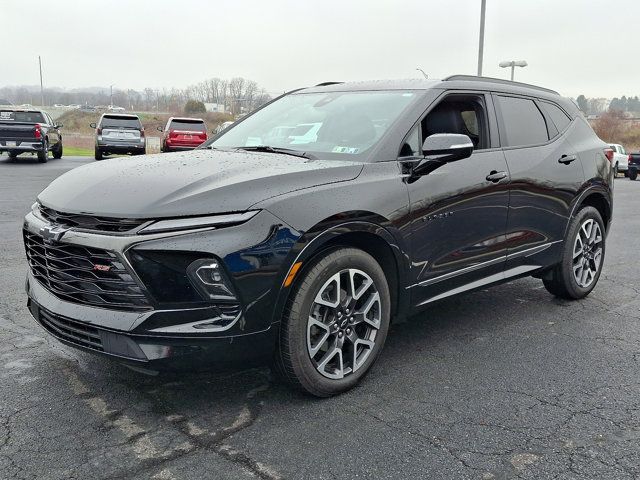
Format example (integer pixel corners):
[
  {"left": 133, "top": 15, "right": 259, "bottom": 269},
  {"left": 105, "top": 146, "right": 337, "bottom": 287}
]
[{"left": 37, "top": 149, "right": 364, "bottom": 218}]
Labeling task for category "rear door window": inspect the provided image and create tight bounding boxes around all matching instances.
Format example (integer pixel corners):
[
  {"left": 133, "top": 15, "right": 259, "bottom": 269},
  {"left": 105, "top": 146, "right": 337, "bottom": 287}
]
[
  {"left": 101, "top": 115, "right": 141, "bottom": 129},
  {"left": 496, "top": 96, "right": 549, "bottom": 147}
]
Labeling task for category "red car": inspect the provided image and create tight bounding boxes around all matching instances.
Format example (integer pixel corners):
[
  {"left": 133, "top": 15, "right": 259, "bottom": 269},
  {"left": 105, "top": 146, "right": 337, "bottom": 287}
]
[{"left": 159, "top": 117, "right": 207, "bottom": 152}]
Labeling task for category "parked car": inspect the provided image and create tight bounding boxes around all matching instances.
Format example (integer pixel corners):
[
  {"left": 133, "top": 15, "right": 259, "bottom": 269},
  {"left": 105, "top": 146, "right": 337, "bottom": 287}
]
[
  {"left": 80, "top": 105, "right": 96, "bottom": 113},
  {"left": 628, "top": 153, "right": 639, "bottom": 180},
  {"left": 24, "top": 76, "right": 613, "bottom": 396},
  {"left": 67, "top": 104, "right": 81, "bottom": 109},
  {"left": 90, "top": 113, "right": 145, "bottom": 160},
  {"left": 0, "top": 109, "right": 63, "bottom": 162},
  {"left": 108, "top": 105, "right": 126, "bottom": 112},
  {"left": 214, "top": 121, "right": 234, "bottom": 134},
  {"left": 609, "top": 143, "right": 628, "bottom": 176},
  {"left": 53, "top": 104, "right": 65, "bottom": 108},
  {"left": 158, "top": 117, "right": 208, "bottom": 152}
]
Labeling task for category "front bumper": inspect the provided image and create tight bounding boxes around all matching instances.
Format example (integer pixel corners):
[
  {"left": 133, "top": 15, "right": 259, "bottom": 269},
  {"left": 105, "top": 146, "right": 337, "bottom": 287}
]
[{"left": 23, "top": 208, "right": 300, "bottom": 370}]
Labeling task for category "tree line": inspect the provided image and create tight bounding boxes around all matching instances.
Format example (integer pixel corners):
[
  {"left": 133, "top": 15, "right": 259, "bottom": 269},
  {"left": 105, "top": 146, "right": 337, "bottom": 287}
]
[
  {"left": 0, "top": 77, "right": 273, "bottom": 114},
  {"left": 576, "top": 94, "right": 640, "bottom": 116}
]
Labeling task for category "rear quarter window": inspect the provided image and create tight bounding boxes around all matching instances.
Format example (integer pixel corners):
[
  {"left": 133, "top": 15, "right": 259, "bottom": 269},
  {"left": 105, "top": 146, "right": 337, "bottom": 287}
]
[
  {"left": 496, "top": 96, "right": 549, "bottom": 147},
  {"left": 0, "top": 111, "right": 45, "bottom": 123},
  {"left": 540, "top": 102, "right": 572, "bottom": 134}
]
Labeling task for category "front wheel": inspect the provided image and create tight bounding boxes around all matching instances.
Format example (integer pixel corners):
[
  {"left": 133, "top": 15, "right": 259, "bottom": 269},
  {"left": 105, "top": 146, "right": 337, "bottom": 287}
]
[
  {"left": 613, "top": 164, "right": 619, "bottom": 177},
  {"left": 94, "top": 147, "right": 103, "bottom": 160},
  {"left": 542, "top": 206, "right": 605, "bottom": 299},
  {"left": 275, "top": 248, "right": 391, "bottom": 397}
]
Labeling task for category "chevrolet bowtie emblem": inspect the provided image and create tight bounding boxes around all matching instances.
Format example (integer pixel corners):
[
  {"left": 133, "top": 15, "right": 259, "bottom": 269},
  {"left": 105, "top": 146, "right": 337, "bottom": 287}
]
[{"left": 39, "top": 224, "right": 68, "bottom": 242}]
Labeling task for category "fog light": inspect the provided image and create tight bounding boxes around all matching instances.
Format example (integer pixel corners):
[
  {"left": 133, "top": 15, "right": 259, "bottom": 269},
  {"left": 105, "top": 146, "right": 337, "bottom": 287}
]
[{"left": 187, "top": 259, "right": 237, "bottom": 301}]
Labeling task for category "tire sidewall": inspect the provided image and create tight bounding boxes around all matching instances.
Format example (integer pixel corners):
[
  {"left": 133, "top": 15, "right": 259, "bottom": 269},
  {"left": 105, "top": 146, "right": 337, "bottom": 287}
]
[
  {"left": 285, "top": 249, "right": 391, "bottom": 396},
  {"left": 560, "top": 206, "right": 605, "bottom": 298}
]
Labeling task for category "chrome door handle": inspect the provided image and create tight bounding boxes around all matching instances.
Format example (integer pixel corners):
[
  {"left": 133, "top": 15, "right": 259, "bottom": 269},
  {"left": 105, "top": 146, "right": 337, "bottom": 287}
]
[
  {"left": 559, "top": 154, "right": 577, "bottom": 165},
  {"left": 486, "top": 170, "right": 507, "bottom": 183}
]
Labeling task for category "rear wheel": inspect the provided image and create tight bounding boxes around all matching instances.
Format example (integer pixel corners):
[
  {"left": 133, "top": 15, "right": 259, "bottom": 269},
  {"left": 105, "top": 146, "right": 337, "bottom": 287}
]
[
  {"left": 94, "top": 147, "right": 103, "bottom": 160},
  {"left": 52, "top": 141, "right": 63, "bottom": 159},
  {"left": 630, "top": 169, "right": 638, "bottom": 181},
  {"left": 275, "top": 248, "right": 391, "bottom": 397},
  {"left": 37, "top": 141, "right": 49, "bottom": 163},
  {"left": 613, "top": 163, "right": 619, "bottom": 177},
  {"left": 542, "top": 206, "right": 605, "bottom": 300}
]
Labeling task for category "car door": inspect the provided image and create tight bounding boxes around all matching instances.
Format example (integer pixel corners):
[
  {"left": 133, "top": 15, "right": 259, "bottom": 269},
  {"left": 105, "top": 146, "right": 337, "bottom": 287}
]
[
  {"left": 44, "top": 113, "right": 59, "bottom": 146},
  {"left": 494, "top": 94, "right": 585, "bottom": 272},
  {"left": 403, "top": 91, "right": 511, "bottom": 307}
]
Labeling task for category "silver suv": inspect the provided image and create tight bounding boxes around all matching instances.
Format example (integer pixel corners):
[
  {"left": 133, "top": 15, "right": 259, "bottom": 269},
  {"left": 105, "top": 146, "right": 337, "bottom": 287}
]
[{"left": 90, "top": 113, "right": 146, "bottom": 160}]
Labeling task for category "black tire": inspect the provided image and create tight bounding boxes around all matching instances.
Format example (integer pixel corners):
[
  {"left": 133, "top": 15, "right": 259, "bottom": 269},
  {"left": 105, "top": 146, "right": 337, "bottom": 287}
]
[
  {"left": 630, "top": 169, "right": 638, "bottom": 181},
  {"left": 37, "top": 141, "right": 49, "bottom": 163},
  {"left": 275, "top": 247, "right": 391, "bottom": 397},
  {"left": 613, "top": 164, "right": 619, "bottom": 177},
  {"left": 52, "top": 141, "right": 63, "bottom": 159},
  {"left": 94, "top": 147, "right": 103, "bottom": 161},
  {"left": 542, "top": 206, "right": 605, "bottom": 300},
  {"left": 7, "top": 151, "right": 18, "bottom": 159},
  {"left": 624, "top": 170, "right": 629, "bottom": 178}
]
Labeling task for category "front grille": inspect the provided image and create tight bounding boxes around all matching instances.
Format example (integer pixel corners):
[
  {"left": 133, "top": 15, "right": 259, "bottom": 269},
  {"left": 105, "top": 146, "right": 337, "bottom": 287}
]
[
  {"left": 33, "top": 304, "right": 104, "bottom": 352},
  {"left": 24, "top": 230, "right": 151, "bottom": 311},
  {"left": 38, "top": 204, "right": 146, "bottom": 233}
]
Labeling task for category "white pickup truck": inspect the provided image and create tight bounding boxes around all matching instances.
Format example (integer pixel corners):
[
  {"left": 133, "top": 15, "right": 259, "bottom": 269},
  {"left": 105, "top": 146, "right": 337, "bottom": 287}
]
[{"left": 609, "top": 143, "right": 629, "bottom": 176}]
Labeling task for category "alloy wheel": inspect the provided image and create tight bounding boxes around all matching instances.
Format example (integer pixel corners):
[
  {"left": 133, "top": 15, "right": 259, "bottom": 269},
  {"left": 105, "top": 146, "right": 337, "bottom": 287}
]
[
  {"left": 572, "top": 218, "right": 603, "bottom": 288},
  {"left": 307, "top": 268, "right": 381, "bottom": 379}
]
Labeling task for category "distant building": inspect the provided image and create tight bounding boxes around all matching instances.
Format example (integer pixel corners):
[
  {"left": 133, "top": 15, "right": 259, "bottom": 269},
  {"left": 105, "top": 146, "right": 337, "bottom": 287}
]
[{"left": 204, "top": 103, "right": 226, "bottom": 113}]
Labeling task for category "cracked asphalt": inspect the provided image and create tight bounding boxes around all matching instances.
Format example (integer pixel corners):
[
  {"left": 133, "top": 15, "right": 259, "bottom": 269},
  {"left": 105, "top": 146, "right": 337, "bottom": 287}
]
[{"left": 1, "top": 155, "right": 640, "bottom": 479}]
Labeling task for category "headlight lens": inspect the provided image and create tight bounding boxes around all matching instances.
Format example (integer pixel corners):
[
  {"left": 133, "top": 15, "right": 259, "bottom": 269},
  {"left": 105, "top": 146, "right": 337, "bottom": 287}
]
[{"left": 139, "top": 211, "right": 259, "bottom": 234}]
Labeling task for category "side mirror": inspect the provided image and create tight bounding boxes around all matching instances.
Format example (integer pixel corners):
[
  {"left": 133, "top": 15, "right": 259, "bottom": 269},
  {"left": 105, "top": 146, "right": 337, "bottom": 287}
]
[
  {"left": 413, "top": 134, "right": 474, "bottom": 176},
  {"left": 89, "top": 122, "right": 96, "bottom": 129},
  {"left": 157, "top": 126, "right": 163, "bottom": 132}
]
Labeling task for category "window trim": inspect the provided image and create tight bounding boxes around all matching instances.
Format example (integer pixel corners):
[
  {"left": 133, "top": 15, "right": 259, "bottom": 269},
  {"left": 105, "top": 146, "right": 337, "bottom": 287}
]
[{"left": 397, "top": 90, "right": 499, "bottom": 160}]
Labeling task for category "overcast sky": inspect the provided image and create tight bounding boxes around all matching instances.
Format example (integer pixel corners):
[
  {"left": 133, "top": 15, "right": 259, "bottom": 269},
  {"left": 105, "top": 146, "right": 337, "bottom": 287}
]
[{"left": 2, "top": 0, "right": 636, "bottom": 98}]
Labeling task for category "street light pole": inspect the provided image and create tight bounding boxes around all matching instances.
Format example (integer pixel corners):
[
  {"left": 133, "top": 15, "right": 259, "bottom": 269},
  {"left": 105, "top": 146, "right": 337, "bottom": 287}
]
[
  {"left": 38, "top": 56, "right": 44, "bottom": 106},
  {"left": 477, "top": 0, "right": 486, "bottom": 76},
  {"left": 499, "top": 60, "right": 528, "bottom": 81},
  {"left": 416, "top": 68, "right": 428, "bottom": 79}
]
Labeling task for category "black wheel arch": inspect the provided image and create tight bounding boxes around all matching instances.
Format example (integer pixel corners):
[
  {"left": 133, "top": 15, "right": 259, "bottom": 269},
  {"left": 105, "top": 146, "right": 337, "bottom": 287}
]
[
  {"left": 269, "top": 214, "right": 411, "bottom": 328},
  {"left": 568, "top": 183, "right": 612, "bottom": 235}
]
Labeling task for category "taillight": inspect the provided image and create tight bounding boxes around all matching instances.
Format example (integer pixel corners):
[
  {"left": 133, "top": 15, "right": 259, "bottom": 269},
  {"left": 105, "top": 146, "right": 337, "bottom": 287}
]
[
  {"left": 603, "top": 148, "right": 614, "bottom": 162},
  {"left": 629, "top": 154, "right": 633, "bottom": 164},
  {"left": 34, "top": 124, "right": 42, "bottom": 139},
  {"left": 96, "top": 127, "right": 102, "bottom": 135},
  {"left": 140, "top": 127, "right": 145, "bottom": 138},
  {"left": 169, "top": 129, "right": 177, "bottom": 138}
]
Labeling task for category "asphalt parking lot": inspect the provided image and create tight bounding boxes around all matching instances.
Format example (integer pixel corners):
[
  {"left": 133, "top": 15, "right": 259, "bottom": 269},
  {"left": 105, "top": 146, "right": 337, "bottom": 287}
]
[{"left": 1, "top": 154, "right": 639, "bottom": 480}]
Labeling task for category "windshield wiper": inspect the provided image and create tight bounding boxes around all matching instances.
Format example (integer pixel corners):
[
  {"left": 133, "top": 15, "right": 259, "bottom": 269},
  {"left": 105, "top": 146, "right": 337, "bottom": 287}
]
[{"left": 234, "top": 145, "right": 314, "bottom": 159}]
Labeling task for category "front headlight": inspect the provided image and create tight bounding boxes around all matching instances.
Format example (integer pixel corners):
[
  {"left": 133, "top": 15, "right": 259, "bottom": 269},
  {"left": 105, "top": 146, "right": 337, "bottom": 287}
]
[{"left": 139, "top": 211, "right": 259, "bottom": 234}]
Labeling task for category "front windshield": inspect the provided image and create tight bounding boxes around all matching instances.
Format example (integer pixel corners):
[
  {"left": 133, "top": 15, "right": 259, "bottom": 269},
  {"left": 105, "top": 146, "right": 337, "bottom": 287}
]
[{"left": 209, "top": 90, "right": 418, "bottom": 159}]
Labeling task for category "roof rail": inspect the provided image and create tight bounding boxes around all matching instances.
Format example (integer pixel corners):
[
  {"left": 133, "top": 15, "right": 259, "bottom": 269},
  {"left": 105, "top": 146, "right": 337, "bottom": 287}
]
[
  {"left": 315, "top": 81, "right": 344, "bottom": 87},
  {"left": 443, "top": 75, "right": 559, "bottom": 95}
]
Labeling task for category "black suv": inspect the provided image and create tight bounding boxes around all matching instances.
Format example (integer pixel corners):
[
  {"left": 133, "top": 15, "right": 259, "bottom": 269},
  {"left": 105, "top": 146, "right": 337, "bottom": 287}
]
[
  {"left": 24, "top": 76, "right": 612, "bottom": 396},
  {"left": 90, "top": 113, "right": 146, "bottom": 160},
  {"left": 0, "top": 109, "right": 63, "bottom": 162}
]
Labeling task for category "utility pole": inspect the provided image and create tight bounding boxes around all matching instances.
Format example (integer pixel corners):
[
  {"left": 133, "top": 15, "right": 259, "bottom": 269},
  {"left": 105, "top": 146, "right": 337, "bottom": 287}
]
[
  {"left": 110, "top": 84, "right": 114, "bottom": 107},
  {"left": 477, "top": 0, "right": 486, "bottom": 76},
  {"left": 38, "top": 56, "right": 44, "bottom": 106}
]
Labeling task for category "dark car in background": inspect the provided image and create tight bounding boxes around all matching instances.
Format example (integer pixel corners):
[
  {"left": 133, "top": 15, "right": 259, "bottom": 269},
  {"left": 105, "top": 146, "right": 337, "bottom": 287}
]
[
  {"left": 158, "top": 117, "right": 208, "bottom": 152},
  {"left": 91, "top": 113, "right": 146, "bottom": 160},
  {"left": 628, "top": 153, "right": 639, "bottom": 180},
  {"left": 24, "top": 76, "right": 612, "bottom": 397},
  {"left": 0, "top": 109, "right": 63, "bottom": 162}
]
